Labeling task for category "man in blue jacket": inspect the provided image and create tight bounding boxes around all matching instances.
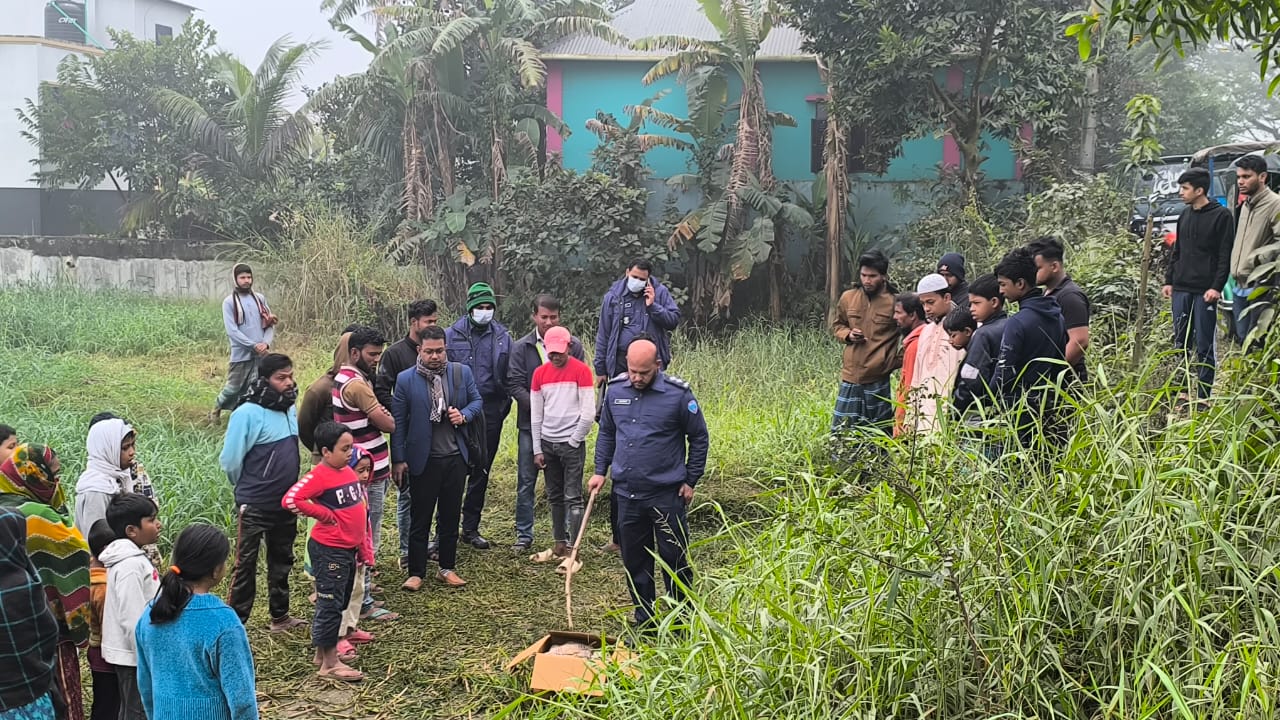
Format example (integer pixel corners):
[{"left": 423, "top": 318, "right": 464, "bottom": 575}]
[
  {"left": 218, "top": 353, "right": 304, "bottom": 631},
  {"left": 994, "top": 248, "right": 1068, "bottom": 448},
  {"left": 588, "top": 339, "right": 709, "bottom": 631},
  {"left": 445, "top": 282, "right": 511, "bottom": 549},
  {"left": 593, "top": 260, "right": 680, "bottom": 553},
  {"left": 395, "top": 325, "right": 485, "bottom": 589}
]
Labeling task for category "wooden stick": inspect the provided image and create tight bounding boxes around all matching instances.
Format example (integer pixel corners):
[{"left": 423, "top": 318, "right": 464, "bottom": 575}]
[{"left": 565, "top": 488, "right": 600, "bottom": 629}]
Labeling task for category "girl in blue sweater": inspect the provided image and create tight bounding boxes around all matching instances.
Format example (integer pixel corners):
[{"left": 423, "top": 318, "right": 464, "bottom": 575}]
[{"left": 135, "top": 524, "right": 259, "bottom": 720}]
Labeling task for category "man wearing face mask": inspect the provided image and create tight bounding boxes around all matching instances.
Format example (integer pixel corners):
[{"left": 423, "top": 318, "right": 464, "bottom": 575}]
[
  {"left": 445, "top": 283, "right": 511, "bottom": 549},
  {"left": 594, "top": 260, "right": 681, "bottom": 386}
]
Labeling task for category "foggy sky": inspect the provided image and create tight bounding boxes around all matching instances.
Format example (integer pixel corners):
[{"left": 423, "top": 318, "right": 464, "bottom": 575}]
[{"left": 193, "top": 0, "right": 374, "bottom": 107}]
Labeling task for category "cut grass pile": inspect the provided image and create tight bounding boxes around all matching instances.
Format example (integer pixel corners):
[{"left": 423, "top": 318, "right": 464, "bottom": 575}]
[{"left": 0, "top": 286, "right": 834, "bottom": 719}]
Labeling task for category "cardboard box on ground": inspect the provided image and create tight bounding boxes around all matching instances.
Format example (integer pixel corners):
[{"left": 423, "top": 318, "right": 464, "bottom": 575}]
[{"left": 505, "top": 631, "right": 635, "bottom": 696}]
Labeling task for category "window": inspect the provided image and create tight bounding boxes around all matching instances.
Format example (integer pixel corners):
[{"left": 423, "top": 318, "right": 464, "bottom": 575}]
[
  {"left": 155, "top": 25, "right": 174, "bottom": 44},
  {"left": 810, "top": 102, "right": 869, "bottom": 175},
  {"left": 45, "top": 1, "right": 87, "bottom": 44}
]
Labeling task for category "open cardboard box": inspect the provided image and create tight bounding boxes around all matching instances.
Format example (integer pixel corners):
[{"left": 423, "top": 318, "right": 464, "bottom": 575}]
[{"left": 505, "top": 630, "right": 635, "bottom": 696}]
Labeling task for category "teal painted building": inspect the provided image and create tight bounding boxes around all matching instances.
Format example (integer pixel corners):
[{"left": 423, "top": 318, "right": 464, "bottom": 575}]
[{"left": 543, "top": 0, "right": 1026, "bottom": 231}]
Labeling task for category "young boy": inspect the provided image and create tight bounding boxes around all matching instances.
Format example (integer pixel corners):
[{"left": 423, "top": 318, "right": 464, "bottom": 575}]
[
  {"left": 87, "top": 520, "right": 120, "bottom": 720},
  {"left": 528, "top": 326, "right": 595, "bottom": 574},
  {"left": 283, "top": 421, "right": 372, "bottom": 683},
  {"left": 907, "top": 274, "right": 964, "bottom": 435},
  {"left": 943, "top": 305, "right": 978, "bottom": 416},
  {"left": 101, "top": 493, "right": 162, "bottom": 720},
  {"left": 0, "top": 424, "right": 16, "bottom": 455},
  {"left": 953, "top": 273, "right": 1008, "bottom": 418},
  {"left": 994, "top": 247, "right": 1067, "bottom": 446}
]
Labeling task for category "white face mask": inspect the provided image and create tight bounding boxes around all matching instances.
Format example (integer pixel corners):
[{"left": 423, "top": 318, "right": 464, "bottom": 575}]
[
  {"left": 626, "top": 277, "right": 647, "bottom": 294},
  {"left": 471, "top": 308, "right": 495, "bottom": 325}
]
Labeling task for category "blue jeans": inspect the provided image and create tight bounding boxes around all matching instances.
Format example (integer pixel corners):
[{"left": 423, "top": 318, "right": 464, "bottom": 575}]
[
  {"left": 1233, "top": 284, "right": 1266, "bottom": 347},
  {"left": 361, "top": 477, "right": 386, "bottom": 612},
  {"left": 1172, "top": 290, "right": 1217, "bottom": 398},
  {"left": 514, "top": 428, "right": 540, "bottom": 545}
]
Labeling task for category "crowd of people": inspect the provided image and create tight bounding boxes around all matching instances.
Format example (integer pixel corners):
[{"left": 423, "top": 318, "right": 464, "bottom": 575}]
[
  {"left": 832, "top": 158, "right": 1280, "bottom": 445},
  {"left": 1, "top": 160, "right": 1276, "bottom": 719},
  {"left": 0, "top": 259, "right": 704, "bottom": 718}
]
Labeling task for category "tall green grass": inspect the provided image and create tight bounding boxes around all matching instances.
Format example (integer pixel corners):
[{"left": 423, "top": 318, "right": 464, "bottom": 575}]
[{"left": 502, "top": 345, "right": 1280, "bottom": 719}]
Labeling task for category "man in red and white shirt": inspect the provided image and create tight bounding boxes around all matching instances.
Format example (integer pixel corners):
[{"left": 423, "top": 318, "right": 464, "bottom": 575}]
[{"left": 529, "top": 326, "right": 596, "bottom": 571}]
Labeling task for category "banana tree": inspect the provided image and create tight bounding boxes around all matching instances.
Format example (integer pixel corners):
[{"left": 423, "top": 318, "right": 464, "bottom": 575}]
[
  {"left": 633, "top": 0, "right": 790, "bottom": 322},
  {"left": 586, "top": 91, "right": 695, "bottom": 187}
]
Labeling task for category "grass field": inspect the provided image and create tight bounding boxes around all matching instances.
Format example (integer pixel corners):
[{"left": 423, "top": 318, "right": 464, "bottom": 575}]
[
  {"left": 7, "top": 286, "right": 1280, "bottom": 719},
  {"left": 0, "top": 286, "right": 833, "bottom": 719}
]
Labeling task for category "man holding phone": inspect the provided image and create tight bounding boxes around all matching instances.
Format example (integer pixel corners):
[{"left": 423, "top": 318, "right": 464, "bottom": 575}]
[
  {"left": 831, "top": 250, "right": 901, "bottom": 435},
  {"left": 593, "top": 259, "right": 681, "bottom": 553}
]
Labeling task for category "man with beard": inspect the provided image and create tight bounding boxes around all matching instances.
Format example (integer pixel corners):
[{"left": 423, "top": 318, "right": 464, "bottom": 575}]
[
  {"left": 937, "top": 253, "right": 970, "bottom": 310},
  {"left": 374, "top": 300, "right": 440, "bottom": 568},
  {"left": 1229, "top": 154, "right": 1280, "bottom": 345},
  {"left": 588, "top": 338, "right": 709, "bottom": 632},
  {"left": 392, "top": 325, "right": 484, "bottom": 590},
  {"left": 830, "top": 250, "right": 901, "bottom": 435},
  {"left": 445, "top": 283, "right": 511, "bottom": 550},
  {"left": 218, "top": 353, "right": 305, "bottom": 632},
  {"left": 507, "top": 295, "right": 585, "bottom": 552},
  {"left": 332, "top": 327, "right": 399, "bottom": 623},
  {"left": 210, "top": 263, "right": 279, "bottom": 424}
]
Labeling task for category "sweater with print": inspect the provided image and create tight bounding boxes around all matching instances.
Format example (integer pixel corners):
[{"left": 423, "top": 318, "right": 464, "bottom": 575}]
[
  {"left": 530, "top": 358, "right": 596, "bottom": 454},
  {"left": 282, "top": 463, "right": 373, "bottom": 564}
]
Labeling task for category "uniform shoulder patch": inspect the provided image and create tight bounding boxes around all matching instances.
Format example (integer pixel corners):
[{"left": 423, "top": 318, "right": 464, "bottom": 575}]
[
  {"left": 607, "top": 373, "right": 629, "bottom": 385},
  {"left": 664, "top": 374, "right": 690, "bottom": 389},
  {"left": 687, "top": 399, "right": 699, "bottom": 414}
]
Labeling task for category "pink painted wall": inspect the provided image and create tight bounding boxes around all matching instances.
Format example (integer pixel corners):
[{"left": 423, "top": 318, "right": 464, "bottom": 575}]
[
  {"left": 942, "top": 65, "right": 963, "bottom": 169},
  {"left": 546, "top": 61, "right": 564, "bottom": 157},
  {"left": 1015, "top": 122, "right": 1034, "bottom": 180}
]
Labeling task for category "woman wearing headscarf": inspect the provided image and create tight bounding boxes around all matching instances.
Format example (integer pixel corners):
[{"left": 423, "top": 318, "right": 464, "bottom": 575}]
[
  {"left": 0, "top": 445, "right": 92, "bottom": 720},
  {"left": 0, "top": 507, "right": 61, "bottom": 720},
  {"left": 73, "top": 418, "right": 136, "bottom": 534}
]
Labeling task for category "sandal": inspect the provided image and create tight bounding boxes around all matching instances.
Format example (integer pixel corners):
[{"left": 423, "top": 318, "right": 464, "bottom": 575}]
[
  {"left": 556, "top": 557, "right": 583, "bottom": 576},
  {"left": 360, "top": 607, "right": 401, "bottom": 622},
  {"left": 317, "top": 665, "right": 364, "bottom": 683},
  {"left": 530, "top": 548, "right": 559, "bottom": 563},
  {"left": 268, "top": 617, "right": 307, "bottom": 634},
  {"left": 346, "top": 629, "right": 375, "bottom": 645}
]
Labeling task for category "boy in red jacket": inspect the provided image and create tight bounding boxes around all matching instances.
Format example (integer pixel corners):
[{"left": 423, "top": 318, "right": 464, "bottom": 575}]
[{"left": 283, "top": 421, "right": 373, "bottom": 683}]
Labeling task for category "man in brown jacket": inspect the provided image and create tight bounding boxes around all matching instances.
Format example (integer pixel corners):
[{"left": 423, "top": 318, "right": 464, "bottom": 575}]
[
  {"left": 1229, "top": 154, "right": 1280, "bottom": 344},
  {"left": 831, "top": 250, "right": 901, "bottom": 434}
]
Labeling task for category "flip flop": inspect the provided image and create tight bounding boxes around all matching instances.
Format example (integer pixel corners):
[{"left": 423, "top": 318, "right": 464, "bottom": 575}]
[
  {"left": 268, "top": 617, "right": 307, "bottom": 634},
  {"left": 529, "top": 548, "right": 559, "bottom": 563},
  {"left": 317, "top": 666, "right": 364, "bottom": 683},
  {"left": 361, "top": 607, "right": 401, "bottom": 622},
  {"left": 556, "top": 557, "right": 583, "bottom": 575},
  {"left": 346, "top": 629, "right": 375, "bottom": 645}
]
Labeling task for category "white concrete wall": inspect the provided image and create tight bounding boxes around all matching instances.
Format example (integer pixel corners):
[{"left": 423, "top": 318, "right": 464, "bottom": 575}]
[
  {"left": 133, "top": 0, "right": 189, "bottom": 42},
  {"left": 0, "top": 245, "right": 230, "bottom": 299},
  {"left": 10, "top": 3, "right": 46, "bottom": 36},
  {"left": 0, "top": 44, "right": 43, "bottom": 189}
]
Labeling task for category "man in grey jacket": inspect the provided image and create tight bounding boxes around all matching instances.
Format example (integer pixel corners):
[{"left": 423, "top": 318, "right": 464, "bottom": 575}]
[
  {"left": 506, "top": 294, "right": 585, "bottom": 551},
  {"left": 1229, "top": 154, "right": 1280, "bottom": 345},
  {"left": 210, "top": 263, "right": 278, "bottom": 423}
]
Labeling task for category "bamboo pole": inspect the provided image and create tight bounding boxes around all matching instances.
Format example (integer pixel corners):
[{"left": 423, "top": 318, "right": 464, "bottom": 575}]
[{"left": 565, "top": 488, "right": 600, "bottom": 628}]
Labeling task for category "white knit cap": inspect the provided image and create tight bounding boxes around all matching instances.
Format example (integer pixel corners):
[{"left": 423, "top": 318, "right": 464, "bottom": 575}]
[{"left": 916, "top": 273, "right": 949, "bottom": 294}]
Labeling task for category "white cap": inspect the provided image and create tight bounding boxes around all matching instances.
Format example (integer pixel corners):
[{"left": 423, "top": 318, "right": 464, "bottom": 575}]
[{"left": 916, "top": 273, "right": 949, "bottom": 294}]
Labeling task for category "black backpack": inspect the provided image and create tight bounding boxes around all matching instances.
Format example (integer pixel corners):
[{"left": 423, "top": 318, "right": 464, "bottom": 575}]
[{"left": 447, "top": 363, "right": 488, "bottom": 473}]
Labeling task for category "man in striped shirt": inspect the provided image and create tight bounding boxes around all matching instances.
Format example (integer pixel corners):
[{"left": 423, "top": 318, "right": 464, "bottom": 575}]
[
  {"left": 529, "top": 326, "right": 596, "bottom": 570},
  {"left": 331, "top": 327, "right": 398, "bottom": 622}
]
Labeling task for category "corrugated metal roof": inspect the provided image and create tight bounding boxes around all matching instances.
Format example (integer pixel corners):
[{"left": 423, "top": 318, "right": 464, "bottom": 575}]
[{"left": 542, "top": 0, "right": 810, "bottom": 60}]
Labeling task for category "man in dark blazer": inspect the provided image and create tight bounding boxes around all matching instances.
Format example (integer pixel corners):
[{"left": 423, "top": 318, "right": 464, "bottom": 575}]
[{"left": 390, "top": 325, "right": 484, "bottom": 590}]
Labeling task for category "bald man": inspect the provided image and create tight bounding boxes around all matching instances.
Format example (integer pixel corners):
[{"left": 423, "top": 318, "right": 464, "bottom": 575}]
[{"left": 589, "top": 339, "right": 709, "bottom": 631}]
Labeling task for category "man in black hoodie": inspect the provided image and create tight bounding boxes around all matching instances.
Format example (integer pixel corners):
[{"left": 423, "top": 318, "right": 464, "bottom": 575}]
[
  {"left": 1162, "top": 168, "right": 1234, "bottom": 400},
  {"left": 954, "top": 273, "right": 1008, "bottom": 418},
  {"left": 994, "top": 248, "right": 1068, "bottom": 447}
]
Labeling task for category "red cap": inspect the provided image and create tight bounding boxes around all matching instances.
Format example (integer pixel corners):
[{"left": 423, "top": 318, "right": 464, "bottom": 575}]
[{"left": 544, "top": 326, "right": 571, "bottom": 354}]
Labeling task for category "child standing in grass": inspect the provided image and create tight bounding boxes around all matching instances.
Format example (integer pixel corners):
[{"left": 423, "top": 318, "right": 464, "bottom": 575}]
[
  {"left": 86, "top": 520, "right": 120, "bottom": 720},
  {"left": 101, "top": 493, "right": 161, "bottom": 720},
  {"left": 283, "top": 422, "right": 371, "bottom": 683},
  {"left": 135, "top": 524, "right": 258, "bottom": 720}
]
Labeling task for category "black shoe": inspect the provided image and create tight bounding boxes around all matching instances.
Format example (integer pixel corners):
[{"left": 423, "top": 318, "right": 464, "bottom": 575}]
[
  {"left": 461, "top": 532, "right": 491, "bottom": 550},
  {"left": 512, "top": 539, "right": 533, "bottom": 552}
]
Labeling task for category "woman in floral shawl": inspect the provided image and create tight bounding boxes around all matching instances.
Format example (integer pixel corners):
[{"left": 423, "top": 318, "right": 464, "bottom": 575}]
[{"left": 0, "top": 445, "right": 91, "bottom": 720}]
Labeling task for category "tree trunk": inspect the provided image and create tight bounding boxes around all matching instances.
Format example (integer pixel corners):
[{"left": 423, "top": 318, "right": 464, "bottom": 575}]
[
  {"left": 1131, "top": 206, "right": 1155, "bottom": 368},
  {"left": 768, "top": 225, "right": 784, "bottom": 322},
  {"left": 824, "top": 102, "right": 848, "bottom": 325},
  {"left": 1078, "top": 0, "right": 1103, "bottom": 172}
]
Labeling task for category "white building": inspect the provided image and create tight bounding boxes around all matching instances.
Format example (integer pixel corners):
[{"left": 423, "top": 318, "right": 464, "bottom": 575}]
[{"left": 0, "top": 0, "right": 195, "bottom": 235}]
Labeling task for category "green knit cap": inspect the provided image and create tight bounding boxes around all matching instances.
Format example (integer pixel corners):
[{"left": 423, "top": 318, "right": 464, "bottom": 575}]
[{"left": 466, "top": 282, "right": 497, "bottom": 312}]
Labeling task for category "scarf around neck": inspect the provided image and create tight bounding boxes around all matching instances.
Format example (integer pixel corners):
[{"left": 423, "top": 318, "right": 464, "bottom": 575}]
[
  {"left": 232, "top": 287, "right": 270, "bottom": 328},
  {"left": 415, "top": 358, "right": 446, "bottom": 422},
  {"left": 75, "top": 418, "right": 134, "bottom": 495},
  {"left": 246, "top": 376, "right": 298, "bottom": 412}
]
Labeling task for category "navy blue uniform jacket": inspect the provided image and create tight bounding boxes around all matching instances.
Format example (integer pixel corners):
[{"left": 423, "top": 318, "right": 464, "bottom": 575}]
[
  {"left": 594, "top": 372, "right": 710, "bottom": 499},
  {"left": 390, "top": 363, "right": 484, "bottom": 476}
]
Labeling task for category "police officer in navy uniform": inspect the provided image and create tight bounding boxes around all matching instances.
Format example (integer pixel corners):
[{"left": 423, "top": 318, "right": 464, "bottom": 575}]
[{"left": 588, "top": 338, "right": 710, "bottom": 629}]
